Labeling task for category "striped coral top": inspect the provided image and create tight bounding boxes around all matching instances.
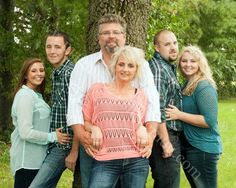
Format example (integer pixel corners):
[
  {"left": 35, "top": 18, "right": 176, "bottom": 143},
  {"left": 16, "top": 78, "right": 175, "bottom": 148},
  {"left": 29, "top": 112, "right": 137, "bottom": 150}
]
[{"left": 83, "top": 83, "right": 148, "bottom": 161}]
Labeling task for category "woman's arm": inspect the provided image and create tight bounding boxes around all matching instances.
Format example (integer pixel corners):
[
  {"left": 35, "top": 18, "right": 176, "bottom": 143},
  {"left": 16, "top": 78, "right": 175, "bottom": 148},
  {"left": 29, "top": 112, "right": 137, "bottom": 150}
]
[
  {"left": 165, "top": 104, "right": 209, "bottom": 128},
  {"left": 84, "top": 118, "right": 103, "bottom": 150},
  {"left": 16, "top": 93, "right": 70, "bottom": 144}
]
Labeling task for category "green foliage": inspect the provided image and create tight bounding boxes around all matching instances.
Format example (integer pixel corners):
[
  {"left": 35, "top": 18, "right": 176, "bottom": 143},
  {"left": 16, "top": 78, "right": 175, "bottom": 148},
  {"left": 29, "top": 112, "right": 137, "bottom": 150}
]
[
  {"left": 9, "top": 0, "right": 89, "bottom": 98},
  {"left": 147, "top": 0, "right": 186, "bottom": 58},
  {"left": 196, "top": 0, "right": 236, "bottom": 97}
]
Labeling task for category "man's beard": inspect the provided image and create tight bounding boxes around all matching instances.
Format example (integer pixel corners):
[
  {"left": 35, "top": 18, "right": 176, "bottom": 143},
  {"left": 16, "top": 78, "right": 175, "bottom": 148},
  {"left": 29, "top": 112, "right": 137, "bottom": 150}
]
[
  {"left": 169, "top": 56, "right": 178, "bottom": 62},
  {"left": 168, "top": 50, "right": 178, "bottom": 62},
  {"left": 104, "top": 42, "right": 119, "bottom": 54}
]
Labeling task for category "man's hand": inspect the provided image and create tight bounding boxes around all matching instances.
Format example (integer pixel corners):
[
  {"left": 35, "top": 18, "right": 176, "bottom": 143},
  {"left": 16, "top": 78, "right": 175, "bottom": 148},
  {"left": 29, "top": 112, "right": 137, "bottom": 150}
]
[
  {"left": 161, "top": 141, "right": 174, "bottom": 158},
  {"left": 56, "top": 128, "right": 71, "bottom": 145},
  {"left": 72, "top": 125, "right": 98, "bottom": 158},
  {"left": 65, "top": 150, "right": 78, "bottom": 172},
  {"left": 65, "top": 135, "right": 79, "bottom": 172},
  {"left": 157, "top": 123, "right": 174, "bottom": 158}
]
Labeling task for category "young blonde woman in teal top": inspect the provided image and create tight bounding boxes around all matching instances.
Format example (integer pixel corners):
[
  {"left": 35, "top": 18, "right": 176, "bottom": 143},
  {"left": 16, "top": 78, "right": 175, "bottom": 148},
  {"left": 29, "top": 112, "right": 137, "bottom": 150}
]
[
  {"left": 10, "top": 58, "right": 69, "bottom": 188},
  {"left": 165, "top": 46, "right": 222, "bottom": 188}
]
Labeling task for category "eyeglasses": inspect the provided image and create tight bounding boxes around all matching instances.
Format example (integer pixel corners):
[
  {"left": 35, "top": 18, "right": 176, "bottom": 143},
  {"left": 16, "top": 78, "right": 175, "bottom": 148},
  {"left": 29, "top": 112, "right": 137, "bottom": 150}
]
[{"left": 99, "top": 30, "right": 124, "bottom": 36}]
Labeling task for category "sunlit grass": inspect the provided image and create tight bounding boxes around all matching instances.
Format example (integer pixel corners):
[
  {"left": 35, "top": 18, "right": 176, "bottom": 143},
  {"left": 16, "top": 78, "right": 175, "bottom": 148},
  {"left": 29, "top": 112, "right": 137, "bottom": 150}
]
[{"left": 1, "top": 99, "right": 236, "bottom": 188}]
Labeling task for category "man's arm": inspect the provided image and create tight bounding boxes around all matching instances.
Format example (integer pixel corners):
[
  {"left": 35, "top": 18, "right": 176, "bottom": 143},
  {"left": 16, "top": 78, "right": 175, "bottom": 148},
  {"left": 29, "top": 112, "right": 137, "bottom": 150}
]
[
  {"left": 147, "top": 58, "right": 173, "bottom": 157},
  {"left": 140, "top": 62, "right": 161, "bottom": 122},
  {"left": 65, "top": 134, "right": 79, "bottom": 172},
  {"left": 71, "top": 124, "right": 97, "bottom": 157},
  {"left": 157, "top": 123, "right": 174, "bottom": 158},
  {"left": 67, "top": 60, "right": 87, "bottom": 126}
]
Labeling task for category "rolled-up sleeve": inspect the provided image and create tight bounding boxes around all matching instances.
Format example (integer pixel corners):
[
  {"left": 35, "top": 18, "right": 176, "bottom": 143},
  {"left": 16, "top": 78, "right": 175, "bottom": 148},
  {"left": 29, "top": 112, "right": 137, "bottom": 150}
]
[
  {"left": 139, "top": 61, "right": 161, "bottom": 123},
  {"left": 67, "top": 61, "right": 88, "bottom": 126}
]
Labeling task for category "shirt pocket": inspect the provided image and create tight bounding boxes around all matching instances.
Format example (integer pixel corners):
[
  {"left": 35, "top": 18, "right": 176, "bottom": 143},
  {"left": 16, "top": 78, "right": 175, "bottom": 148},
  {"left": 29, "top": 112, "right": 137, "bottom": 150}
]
[{"left": 34, "top": 100, "right": 51, "bottom": 119}]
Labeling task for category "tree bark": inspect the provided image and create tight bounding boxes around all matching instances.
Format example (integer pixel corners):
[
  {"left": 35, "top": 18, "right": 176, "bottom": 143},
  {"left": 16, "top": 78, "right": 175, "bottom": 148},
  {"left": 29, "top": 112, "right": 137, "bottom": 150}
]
[
  {"left": 0, "top": 0, "right": 14, "bottom": 133},
  {"left": 87, "top": 0, "right": 151, "bottom": 53}
]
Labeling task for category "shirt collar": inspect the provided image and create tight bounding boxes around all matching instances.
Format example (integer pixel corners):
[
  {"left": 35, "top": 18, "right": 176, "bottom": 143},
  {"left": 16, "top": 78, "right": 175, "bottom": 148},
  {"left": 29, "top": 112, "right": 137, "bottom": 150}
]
[
  {"left": 95, "top": 51, "right": 110, "bottom": 70},
  {"left": 22, "top": 85, "right": 42, "bottom": 97},
  {"left": 53, "top": 59, "right": 70, "bottom": 76},
  {"left": 95, "top": 51, "right": 104, "bottom": 64}
]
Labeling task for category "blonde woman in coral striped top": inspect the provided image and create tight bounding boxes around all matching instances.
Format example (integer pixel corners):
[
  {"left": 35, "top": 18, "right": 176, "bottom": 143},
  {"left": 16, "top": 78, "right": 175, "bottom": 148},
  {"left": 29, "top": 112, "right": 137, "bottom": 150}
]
[{"left": 82, "top": 46, "right": 157, "bottom": 188}]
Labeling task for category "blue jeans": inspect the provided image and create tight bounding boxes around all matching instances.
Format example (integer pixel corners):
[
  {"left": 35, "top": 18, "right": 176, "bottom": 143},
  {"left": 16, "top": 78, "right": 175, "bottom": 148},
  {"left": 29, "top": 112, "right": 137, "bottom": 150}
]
[
  {"left": 181, "top": 135, "right": 220, "bottom": 188},
  {"left": 88, "top": 157, "right": 149, "bottom": 188},
  {"left": 149, "top": 129, "right": 181, "bottom": 188},
  {"left": 80, "top": 145, "right": 94, "bottom": 188},
  {"left": 29, "top": 145, "right": 70, "bottom": 188}
]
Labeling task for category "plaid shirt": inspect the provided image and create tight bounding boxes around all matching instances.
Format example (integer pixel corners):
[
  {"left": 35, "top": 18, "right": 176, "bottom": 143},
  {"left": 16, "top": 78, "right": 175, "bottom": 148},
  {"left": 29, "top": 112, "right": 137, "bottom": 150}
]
[
  {"left": 50, "top": 59, "right": 74, "bottom": 149},
  {"left": 148, "top": 52, "right": 182, "bottom": 131}
]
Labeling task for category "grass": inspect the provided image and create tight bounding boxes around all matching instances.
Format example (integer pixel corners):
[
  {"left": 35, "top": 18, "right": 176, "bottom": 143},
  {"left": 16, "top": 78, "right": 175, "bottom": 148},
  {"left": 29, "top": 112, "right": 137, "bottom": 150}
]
[{"left": 1, "top": 99, "right": 236, "bottom": 188}]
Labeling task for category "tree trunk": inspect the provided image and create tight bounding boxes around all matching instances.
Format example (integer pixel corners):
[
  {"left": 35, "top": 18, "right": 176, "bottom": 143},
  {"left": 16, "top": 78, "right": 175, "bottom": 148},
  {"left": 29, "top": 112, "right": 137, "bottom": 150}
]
[
  {"left": 87, "top": 0, "right": 151, "bottom": 53},
  {"left": 0, "top": 0, "right": 14, "bottom": 134}
]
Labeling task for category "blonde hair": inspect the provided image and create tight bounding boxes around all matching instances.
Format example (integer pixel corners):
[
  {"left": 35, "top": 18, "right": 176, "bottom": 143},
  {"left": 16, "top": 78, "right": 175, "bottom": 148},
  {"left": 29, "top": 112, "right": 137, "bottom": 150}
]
[
  {"left": 109, "top": 45, "right": 145, "bottom": 82},
  {"left": 178, "top": 45, "right": 216, "bottom": 96}
]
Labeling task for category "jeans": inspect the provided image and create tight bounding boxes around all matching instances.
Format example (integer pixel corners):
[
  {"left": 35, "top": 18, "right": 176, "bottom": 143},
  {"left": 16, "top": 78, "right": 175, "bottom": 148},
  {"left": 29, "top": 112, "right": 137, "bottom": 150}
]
[
  {"left": 80, "top": 145, "right": 94, "bottom": 188},
  {"left": 149, "top": 129, "right": 181, "bottom": 188},
  {"left": 29, "top": 145, "right": 70, "bottom": 188},
  {"left": 88, "top": 157, "right": 149, "bottom": 188},
  {"left": 181, "top": 135, "right": 220, "bottom": 188}
]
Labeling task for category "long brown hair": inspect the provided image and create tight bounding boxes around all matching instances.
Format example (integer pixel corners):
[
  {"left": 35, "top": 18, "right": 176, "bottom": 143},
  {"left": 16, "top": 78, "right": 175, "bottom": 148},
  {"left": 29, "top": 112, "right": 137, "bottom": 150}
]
[{"left": 13, "top": 58, "right": 46, "bottom": 96}]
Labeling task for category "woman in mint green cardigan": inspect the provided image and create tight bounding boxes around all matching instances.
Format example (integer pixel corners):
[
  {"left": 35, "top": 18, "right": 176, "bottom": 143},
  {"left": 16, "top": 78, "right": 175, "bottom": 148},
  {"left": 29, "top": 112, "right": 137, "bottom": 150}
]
[
  {"left": 165, "top": 46, "right": 222, "bottom": 188},
  {"left": 10, "top": 58, "right": 70, "bottom": 188}
]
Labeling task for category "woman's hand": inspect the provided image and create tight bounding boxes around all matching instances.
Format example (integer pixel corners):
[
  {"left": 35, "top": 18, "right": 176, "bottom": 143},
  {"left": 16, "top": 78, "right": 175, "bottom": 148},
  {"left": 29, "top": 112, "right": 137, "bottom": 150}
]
[
  {"left": 139, "top": 133, "right": 153, "bottom": 158},
  {"left": 56, "top": 128, "right": 71, "bottom": 145},
  {"left": 165, "top": 104, "right": 181, "bottom": 120},
  {"left": 136, "top": 124, "right": 148, "bottom": 149},
  {"left": 91, "top": 126, "right": 103, "bottom": 150}
]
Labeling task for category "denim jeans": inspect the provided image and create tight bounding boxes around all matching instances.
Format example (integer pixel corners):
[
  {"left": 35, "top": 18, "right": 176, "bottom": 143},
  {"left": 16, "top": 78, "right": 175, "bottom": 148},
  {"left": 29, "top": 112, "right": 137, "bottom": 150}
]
[
  {"left": 149, "top": 129, "right": 181, "bottom": 188},
  {"left": 88, "top": 157, "right": 149, "bottom": 188},
  {"left": 80, "top": 145, "right": 94, "bottom": 188},
  {"left": 181, "top": 135, "right": 220, "bottom": 188},
  {"left": 29, "top": 145, "right": 70, "bottom": 188}
]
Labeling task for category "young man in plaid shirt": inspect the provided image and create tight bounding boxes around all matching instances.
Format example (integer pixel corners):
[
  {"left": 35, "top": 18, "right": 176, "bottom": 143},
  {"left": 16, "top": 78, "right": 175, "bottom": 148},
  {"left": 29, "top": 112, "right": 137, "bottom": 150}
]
[{"left": 29, "top": 31, "right": 77, "bottom": 188}]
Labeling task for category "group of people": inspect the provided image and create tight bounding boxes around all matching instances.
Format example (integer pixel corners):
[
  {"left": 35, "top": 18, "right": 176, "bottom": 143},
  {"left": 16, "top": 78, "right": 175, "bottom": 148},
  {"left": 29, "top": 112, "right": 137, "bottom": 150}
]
[{"left": 10, "top": 13, "right": 222, "bottom": 188}]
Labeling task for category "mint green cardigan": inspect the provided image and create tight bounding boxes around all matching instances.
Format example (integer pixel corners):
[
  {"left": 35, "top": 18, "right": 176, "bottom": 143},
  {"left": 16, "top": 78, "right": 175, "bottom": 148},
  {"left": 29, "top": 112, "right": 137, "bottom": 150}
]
[{"left": 10, "top": 85, "right": 56, "bottom": 176}]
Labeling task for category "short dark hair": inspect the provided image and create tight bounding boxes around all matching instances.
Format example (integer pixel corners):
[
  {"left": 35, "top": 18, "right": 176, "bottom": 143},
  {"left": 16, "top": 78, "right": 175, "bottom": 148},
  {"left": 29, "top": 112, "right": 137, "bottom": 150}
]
[
  {"left": 153, "top": 29, "right": 173, "bottom": 45},
  {"left": 47, "top": 30, "right": 71, "bottom": 49}
]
